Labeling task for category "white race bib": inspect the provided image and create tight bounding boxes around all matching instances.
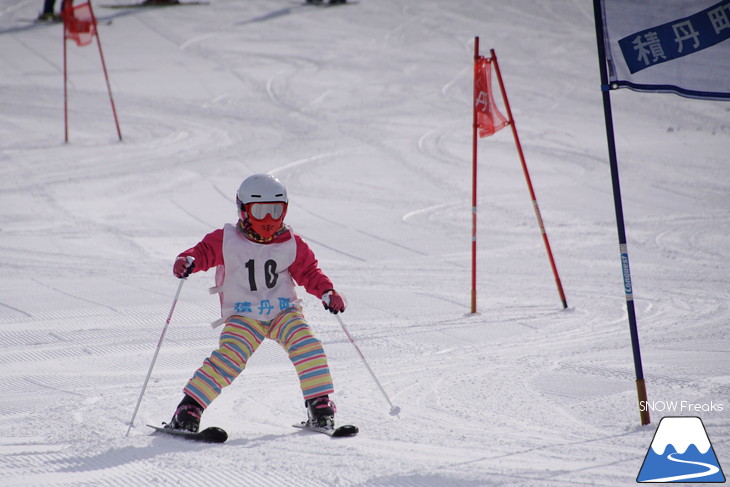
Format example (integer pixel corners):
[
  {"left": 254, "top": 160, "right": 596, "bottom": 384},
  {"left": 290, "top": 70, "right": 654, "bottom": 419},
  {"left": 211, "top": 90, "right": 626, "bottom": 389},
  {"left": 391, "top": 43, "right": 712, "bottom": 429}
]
[{"left": 214, "top": 223, "right": 299, "bottom": 323}]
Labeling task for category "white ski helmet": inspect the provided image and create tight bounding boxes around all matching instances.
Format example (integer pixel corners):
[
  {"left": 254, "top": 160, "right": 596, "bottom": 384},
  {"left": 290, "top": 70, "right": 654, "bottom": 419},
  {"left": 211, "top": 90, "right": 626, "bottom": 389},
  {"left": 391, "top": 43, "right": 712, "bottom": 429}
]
[
  {"left": 236, "top": 174, "right": 288, "bottom": 209},
  {"left": 236, "top": 174, "right": 289, "bottom": 239}
]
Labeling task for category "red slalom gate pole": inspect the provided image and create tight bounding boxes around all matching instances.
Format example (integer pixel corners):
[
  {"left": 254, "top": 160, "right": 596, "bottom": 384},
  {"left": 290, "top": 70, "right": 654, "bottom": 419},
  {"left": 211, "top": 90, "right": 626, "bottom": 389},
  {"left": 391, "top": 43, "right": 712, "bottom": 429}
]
[
  {"left": 63, "top": 17, "right": 69, "bottom": 143},
  {"left": 470, "top": 37, "right": 480, "bottom": 314},
  {"left": 89, "top": 1, "right": 122, "bottom": 141},
  {"left": 490, "top": 49, "right": 568, "bottom": 309}
]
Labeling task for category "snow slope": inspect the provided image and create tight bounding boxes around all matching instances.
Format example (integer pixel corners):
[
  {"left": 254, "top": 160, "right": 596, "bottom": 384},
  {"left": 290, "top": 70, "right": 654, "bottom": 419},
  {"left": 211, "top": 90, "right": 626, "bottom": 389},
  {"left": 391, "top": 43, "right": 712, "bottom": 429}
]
[{"left": 0, "top": 0, "right": 728, "bottom": 485}]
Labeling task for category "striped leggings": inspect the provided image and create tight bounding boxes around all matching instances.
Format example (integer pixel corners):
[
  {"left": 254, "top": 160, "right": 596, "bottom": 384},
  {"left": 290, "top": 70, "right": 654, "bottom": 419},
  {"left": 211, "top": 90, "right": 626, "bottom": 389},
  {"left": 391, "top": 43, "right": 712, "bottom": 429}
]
[{"left": 183, "top": 308, "right": 334, "bottom": 408}]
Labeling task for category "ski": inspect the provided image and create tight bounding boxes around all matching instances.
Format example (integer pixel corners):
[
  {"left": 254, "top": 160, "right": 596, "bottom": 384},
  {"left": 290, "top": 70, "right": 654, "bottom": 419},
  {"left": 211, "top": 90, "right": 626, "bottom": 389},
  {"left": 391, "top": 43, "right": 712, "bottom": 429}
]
[
  {"left": 147, "top": 424, "right": 228, "bottom": 443},
  {"left": 20, "top": 16, "right": 112, "bottom": 25},
  {"left": 293, "top": 421, "right": 359, "bottom": 437},
  {"left": 302, "top": 0, "right": 357, "bottom": 7},
  {"left": 101, "top": 1, "right": 209, "bottom": 9}
]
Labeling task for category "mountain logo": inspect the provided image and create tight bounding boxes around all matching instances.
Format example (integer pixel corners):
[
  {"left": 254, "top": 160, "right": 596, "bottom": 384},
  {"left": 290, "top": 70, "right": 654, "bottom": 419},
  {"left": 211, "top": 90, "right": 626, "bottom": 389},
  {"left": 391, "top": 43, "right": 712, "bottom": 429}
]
[{"left": 637, "top": 416, "right": 726, "bottom": 483}]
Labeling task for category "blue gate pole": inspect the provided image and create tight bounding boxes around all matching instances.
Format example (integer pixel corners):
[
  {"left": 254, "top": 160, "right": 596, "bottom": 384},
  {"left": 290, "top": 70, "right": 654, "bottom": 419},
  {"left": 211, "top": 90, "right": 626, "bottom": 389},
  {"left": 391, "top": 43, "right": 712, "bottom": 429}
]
[{"left": 592, "top": 0, "right": 650, "bottom": 426}]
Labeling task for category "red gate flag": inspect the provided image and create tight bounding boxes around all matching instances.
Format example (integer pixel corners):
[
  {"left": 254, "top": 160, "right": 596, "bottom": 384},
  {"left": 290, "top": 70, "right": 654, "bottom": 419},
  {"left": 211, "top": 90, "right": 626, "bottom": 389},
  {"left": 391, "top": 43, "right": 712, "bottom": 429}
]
[
  {"left": 474, "top": 57, "right": 509, "bottom": 137},
  {"left": 63, "top": 2, "right": 96, "bottom": 47}
]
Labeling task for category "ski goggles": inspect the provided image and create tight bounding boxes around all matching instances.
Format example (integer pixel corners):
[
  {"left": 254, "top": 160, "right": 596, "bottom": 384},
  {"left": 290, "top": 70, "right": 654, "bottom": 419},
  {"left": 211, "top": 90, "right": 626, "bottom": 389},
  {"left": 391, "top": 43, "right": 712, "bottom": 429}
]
[{"left": 245, "top": 202, "right": 287, "bottom": 220}]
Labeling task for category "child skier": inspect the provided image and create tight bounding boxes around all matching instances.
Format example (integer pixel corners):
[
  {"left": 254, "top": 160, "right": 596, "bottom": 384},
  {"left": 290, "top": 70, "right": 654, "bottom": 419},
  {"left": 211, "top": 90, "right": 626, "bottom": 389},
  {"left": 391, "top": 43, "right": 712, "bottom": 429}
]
[{"left": 167, "top": 173, "right": 346, "bottom": 433}]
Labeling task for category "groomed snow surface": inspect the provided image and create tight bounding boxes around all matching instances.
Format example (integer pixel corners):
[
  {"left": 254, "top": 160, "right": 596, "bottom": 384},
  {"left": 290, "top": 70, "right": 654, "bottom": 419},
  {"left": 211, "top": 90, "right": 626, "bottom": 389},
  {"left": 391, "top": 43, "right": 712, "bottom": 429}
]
[{"left": 1, "top": 0, "right": 728, "bottom": 485}]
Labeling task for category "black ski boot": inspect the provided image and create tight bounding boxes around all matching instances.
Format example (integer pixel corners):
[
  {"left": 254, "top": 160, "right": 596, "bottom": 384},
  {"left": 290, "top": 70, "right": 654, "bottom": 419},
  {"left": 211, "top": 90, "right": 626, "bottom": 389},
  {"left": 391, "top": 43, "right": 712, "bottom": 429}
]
[
  {"left": 166, "top": 395, "right": 203, "bottom": 432},
  {"left": 37, "top": 12, "right": 61, "bottom": 22},
  {"left": 305, "top": 395, "right": 336, "bottom": 428}
]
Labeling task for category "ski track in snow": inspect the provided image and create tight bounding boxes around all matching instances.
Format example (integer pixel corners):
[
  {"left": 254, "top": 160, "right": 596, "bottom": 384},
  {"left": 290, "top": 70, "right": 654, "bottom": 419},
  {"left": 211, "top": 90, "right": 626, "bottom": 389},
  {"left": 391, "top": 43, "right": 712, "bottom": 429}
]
[{"left": 1, "top": 0, "right": 729, "bottom": 486}]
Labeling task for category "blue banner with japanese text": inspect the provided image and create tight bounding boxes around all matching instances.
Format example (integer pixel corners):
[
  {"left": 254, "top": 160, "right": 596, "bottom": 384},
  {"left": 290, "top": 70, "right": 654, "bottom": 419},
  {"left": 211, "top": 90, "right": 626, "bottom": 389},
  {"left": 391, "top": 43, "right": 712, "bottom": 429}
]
[{"left": 598, "top": 0, "right": 730, "bottom": 100}]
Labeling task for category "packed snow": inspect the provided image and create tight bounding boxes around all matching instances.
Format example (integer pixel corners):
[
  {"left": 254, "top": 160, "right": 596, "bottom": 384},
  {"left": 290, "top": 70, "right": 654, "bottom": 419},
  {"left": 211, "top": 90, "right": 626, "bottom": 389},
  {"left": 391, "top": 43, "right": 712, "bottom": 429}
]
[{"left": 1, "top": 0, "right": 728, "bottom": 486}]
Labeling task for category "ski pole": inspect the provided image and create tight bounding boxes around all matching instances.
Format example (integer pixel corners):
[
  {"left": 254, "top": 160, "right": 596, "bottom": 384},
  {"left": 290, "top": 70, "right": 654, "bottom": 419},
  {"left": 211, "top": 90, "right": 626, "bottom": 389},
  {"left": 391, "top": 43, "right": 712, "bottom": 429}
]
[
  {"left": 334, "top": 313, "right": 401, "bottom": 417},
  {"left": 125, "top": 259, "right": 192, "bottom": 436}
]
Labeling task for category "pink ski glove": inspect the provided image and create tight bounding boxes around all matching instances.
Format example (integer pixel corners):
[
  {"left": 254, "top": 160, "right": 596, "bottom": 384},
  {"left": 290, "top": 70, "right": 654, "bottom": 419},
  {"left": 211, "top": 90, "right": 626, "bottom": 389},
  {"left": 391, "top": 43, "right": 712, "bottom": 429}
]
[
  {"left": 322, "top": 290, "right": 345, "bottom": 314},
  {"left": 173, "top": 256, "right": 195, "bottom": 279}
]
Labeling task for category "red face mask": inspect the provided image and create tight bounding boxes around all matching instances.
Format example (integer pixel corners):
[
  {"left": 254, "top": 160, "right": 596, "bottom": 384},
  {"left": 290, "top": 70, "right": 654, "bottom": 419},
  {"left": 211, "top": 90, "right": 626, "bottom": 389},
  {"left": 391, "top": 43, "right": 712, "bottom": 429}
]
[{"left": 242, "top": 202, "right": 287, "bottom": 239}]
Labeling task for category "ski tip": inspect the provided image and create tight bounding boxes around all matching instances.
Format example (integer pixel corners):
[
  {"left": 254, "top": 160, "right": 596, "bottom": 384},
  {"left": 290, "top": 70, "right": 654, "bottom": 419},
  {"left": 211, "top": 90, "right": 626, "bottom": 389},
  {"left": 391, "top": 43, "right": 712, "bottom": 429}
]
[
  {"left": 202, "top": 426, "right": 229, "bottom": 443},
  {"left": 146, "top": 424, "right": 228, "bottom": 443},
  {"left": 292, "top": 422, "right": 359, "bottom": 437},
  {"left": 332, "top": 424, "right": 359, "bottom": 437}
]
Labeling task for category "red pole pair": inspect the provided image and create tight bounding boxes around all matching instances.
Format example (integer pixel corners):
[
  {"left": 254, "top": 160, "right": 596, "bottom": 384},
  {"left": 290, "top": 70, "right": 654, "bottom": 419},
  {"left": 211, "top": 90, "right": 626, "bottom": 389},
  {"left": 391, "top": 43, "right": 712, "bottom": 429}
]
[
  {"left": 471, "top": 40, "right": 567, "bottom": 312},
  {"left": 63, "top": 0, "right": 122, "bottom": 142}
]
